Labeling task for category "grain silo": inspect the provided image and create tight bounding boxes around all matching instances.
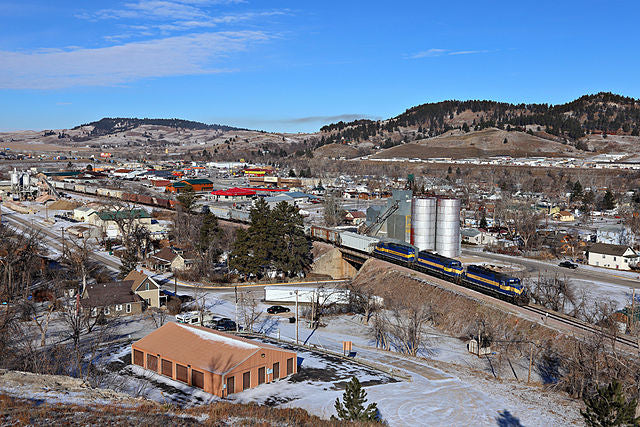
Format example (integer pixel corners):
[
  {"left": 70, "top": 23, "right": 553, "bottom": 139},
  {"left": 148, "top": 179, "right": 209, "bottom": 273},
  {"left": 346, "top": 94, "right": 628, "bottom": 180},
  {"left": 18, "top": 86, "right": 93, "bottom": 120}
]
[
  {"left": 411, "top": 197, "right": 436, "bottom": 251},
  {"left": 435, "top": 198, "right": 460, "bottom": 257}
]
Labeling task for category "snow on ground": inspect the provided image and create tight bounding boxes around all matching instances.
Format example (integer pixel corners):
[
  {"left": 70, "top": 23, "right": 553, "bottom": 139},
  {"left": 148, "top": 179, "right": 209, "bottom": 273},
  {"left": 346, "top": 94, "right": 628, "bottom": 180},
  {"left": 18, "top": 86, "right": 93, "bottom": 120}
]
[{"left": 94, "top": 285, "right": 582, "bottom": 425}]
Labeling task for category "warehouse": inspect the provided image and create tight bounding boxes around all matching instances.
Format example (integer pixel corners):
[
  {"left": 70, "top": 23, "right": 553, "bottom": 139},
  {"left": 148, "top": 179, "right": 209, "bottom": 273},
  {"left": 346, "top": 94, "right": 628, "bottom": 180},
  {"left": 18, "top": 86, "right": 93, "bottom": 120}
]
[{"left": 131, "top": 322, "right": 297, "bottom": 397}]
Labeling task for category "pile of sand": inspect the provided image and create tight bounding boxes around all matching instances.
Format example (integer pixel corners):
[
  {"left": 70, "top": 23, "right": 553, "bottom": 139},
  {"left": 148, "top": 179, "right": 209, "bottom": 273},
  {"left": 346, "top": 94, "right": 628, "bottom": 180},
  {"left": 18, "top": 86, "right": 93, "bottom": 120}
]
[{"left": 47, "top": 200, "right": 80, "bottom": 210}]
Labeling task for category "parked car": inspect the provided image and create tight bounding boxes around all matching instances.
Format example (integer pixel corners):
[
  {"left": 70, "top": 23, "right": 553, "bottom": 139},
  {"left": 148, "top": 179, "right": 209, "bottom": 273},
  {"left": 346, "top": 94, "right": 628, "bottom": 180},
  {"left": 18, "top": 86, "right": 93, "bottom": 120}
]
[
  {"left": 559, "top": 261, "right": 578, "bottom": 269},
  {"left": 267, "top": 305, "right": 291, "bottom": 314},
  {"left": 214, "top": 319, "right": 241, "bottom": 331}
]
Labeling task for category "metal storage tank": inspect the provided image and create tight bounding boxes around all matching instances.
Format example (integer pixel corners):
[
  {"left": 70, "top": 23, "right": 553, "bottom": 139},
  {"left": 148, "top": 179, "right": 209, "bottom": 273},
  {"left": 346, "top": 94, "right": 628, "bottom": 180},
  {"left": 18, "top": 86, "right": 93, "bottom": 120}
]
[
  {"left": 21, "top": 173, "right": 30, "bottom": 187},
  {"left": 411, "top": 197, "right": 436, "bottom": 251},
  {"left": 10, "top": 170, "right": 19, "bottom": 186},
  {"left": 435, "top": 198, "right": 461, "bottom": 258}
]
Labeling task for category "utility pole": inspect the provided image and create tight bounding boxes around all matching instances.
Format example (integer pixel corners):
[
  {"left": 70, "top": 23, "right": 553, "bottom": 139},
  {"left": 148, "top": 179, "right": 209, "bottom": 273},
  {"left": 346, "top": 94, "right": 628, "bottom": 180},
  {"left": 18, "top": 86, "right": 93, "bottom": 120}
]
[
  {"left": 632, "top": 288, "right": 636, "bottom": 335},
  {"left": 234, "top": 286, "right": 239, "bottom": 332},
  {"left": 295, "top": 290, "right": 299, "bottom": 345},
  {"left": 528, "top": 342, "right": 534, "bottom": 384}
]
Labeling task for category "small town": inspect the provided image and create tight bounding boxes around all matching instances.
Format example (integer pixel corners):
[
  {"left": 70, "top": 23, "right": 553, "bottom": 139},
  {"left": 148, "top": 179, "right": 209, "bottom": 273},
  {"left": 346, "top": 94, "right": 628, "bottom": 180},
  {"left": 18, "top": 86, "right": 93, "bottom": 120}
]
[{"left": 2, "top": 2, "right": 640, "bottom": 426}]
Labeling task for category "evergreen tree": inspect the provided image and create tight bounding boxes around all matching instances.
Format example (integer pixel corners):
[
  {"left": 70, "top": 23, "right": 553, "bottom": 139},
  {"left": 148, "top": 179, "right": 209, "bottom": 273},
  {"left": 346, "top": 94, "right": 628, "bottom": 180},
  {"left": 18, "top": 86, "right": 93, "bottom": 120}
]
[
  {"left": 462, "top": 122, "right": 470, "bottom": 133},
  {"left": 581, "top": 380, "right": 639, "bottom": 427},
  {"left": 176, "top": 185, "right": 197, "bottom": 213},
  {"left": 198, "top": 212, "right": 222, "bottom": 253},
  {"left": 271, "top": 201, "right": 312, "bottom": 277},
  {"left": 479, "top": 214, "right": 488, "bottom": 229},
  {"left": 334, "top": 377, "right": 380, "bottom": 422},
  {"left": 571, "top": 181, "right": 584, "bottom": 201},
  {"left": 288, "top": 169, "right": 296, "bottom": 177},
  {"left": 602, "top": 190, "right": 616, "bottom": 211}
]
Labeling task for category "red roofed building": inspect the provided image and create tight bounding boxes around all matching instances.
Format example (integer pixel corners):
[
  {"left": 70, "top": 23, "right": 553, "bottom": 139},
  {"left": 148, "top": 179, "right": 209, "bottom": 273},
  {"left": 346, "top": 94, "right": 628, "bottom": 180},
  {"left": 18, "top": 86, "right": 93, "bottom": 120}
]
[
  {"left": 131, "top": 322, "right": 297, "bottom": 397},
  {"left": 211, "top": 187, "right": 256, "bottom": 201}
]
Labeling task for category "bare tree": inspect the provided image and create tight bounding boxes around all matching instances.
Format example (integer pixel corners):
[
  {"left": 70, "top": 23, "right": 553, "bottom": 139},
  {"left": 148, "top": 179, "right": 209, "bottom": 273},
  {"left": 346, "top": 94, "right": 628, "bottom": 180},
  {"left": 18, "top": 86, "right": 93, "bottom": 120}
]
[
  {"left": 239, "top": 290, "right": 262, "bottom": 332},
  {"left": 323, "top": 192, "right": 345, "bottom": 227}
]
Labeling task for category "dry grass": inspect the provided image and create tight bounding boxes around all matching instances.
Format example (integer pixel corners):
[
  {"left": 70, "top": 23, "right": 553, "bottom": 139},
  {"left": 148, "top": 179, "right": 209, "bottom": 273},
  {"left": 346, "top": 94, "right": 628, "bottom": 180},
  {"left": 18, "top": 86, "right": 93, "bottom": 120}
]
[{"left": 0, "top": 394, "right": 373, "bottom": 426}]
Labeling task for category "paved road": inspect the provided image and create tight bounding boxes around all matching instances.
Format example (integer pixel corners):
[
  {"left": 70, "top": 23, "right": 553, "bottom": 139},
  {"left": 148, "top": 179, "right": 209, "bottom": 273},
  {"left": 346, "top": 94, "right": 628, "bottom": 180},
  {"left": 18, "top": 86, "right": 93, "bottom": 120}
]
[
  {"left": 463, "top": 248, "right": 640, "bottom": 288},
  {"left": 2, "top": 212, "right": 122, "bottom": 271}
]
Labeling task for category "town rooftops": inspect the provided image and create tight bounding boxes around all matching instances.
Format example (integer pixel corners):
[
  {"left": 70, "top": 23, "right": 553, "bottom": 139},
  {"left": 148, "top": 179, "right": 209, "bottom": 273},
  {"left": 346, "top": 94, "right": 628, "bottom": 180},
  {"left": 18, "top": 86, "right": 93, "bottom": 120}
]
[
  {"left": 211, "top": 187, "right": 256, "bottom": 197},
  {"left": 132, "top": 322, "right": 295, "bottom": 375},
  {"left": 588, "top": 242, "right": 638, "bottom": 257},
  {"left": 150, "top": 247, "right": 178, "bottom": 263},
  {"left": 123, "top": 270, "right": 154, "bottom": 292},
  {"left": 82, "top": 281, "right": 140, "bottom": 307},
  {"left": 182, "top": 178, "right": 213, "bottom": 185}
]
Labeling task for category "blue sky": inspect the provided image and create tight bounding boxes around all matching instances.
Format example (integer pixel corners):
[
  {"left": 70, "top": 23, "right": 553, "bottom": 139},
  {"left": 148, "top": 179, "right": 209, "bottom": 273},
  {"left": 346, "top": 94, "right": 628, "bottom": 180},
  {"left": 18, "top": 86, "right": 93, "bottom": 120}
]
[{"left": 0, "top": 0, "right": 638, "bottom": 132}]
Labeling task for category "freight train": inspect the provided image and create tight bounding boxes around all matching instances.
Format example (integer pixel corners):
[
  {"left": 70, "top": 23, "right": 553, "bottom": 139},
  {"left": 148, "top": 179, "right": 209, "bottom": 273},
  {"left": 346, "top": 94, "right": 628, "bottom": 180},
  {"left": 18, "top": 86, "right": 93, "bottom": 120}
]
[{"left": 310, "top": 225, "right": 529, "bottom": 306}]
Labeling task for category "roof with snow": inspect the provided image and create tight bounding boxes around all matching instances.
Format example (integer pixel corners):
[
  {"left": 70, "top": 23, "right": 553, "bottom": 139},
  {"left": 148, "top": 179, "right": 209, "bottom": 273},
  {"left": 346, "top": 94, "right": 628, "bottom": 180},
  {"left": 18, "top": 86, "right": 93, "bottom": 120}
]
[{"left": 132, "top": 322, "right": 295, "bottom": 375}]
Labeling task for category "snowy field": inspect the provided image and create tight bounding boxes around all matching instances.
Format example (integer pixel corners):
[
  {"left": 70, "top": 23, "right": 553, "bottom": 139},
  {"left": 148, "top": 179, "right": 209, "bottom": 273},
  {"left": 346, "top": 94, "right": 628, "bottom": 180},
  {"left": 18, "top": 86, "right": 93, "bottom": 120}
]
[{"left": 85, "top": 286, "right": 583, "bottom": 426}]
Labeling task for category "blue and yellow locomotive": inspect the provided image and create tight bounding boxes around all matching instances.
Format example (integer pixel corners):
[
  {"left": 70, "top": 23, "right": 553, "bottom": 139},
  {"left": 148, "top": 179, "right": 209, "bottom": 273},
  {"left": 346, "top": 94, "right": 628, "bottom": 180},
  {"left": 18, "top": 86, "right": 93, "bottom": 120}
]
[
  {"left": 372, "top": 241, "right": 417, "bottom": 265},
  {"left": 464, "top": 265, "right": 528, "bottom": 304},
  {"left": 415, "top": 251, "right": 464, "bottom": 280}
]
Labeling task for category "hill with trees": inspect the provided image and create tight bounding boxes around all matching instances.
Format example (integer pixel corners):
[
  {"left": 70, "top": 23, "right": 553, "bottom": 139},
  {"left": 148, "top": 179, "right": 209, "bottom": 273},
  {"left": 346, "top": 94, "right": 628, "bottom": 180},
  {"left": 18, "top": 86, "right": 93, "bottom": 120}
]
[{"left": 317, "top": 92, "right": 640, "bottom": 152}]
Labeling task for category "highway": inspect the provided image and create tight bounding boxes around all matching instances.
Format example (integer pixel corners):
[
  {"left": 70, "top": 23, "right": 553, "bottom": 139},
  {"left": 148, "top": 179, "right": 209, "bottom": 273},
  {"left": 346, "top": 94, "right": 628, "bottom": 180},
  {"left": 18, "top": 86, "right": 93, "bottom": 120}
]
[{"left": 463, "top": 248, "right": 640, "bottom": 289}]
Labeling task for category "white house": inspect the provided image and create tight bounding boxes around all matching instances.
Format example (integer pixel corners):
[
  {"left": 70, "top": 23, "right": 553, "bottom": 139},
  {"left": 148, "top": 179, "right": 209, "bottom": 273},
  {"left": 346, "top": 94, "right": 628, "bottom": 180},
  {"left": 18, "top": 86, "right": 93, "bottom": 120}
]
[
  {"left": 597, "top": 225, "right": 633, "bottom": 246},
  {"left": 461, "top": 228, "right": 498, "bottom": 246},
  {"left": 587, "top": 243, "right": 638, "bottom": 270}
]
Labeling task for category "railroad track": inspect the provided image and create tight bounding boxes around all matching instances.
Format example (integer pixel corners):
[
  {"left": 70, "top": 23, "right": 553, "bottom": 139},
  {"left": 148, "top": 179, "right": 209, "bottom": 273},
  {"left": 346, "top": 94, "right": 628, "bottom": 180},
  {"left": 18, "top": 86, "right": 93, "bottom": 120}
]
[{"left": 523, "top": 304, "right": 639, "bottom": 350}]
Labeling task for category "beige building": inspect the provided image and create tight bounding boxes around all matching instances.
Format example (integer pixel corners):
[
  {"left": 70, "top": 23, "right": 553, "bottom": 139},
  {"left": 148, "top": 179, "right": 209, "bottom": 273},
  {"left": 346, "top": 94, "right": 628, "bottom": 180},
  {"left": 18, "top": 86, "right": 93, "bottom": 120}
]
[
  {"left": 88, "top": 209, "right": 152, "bottom": 239},
  {"left": 124, "top": 270, "right": 165, "bottom": 308}
]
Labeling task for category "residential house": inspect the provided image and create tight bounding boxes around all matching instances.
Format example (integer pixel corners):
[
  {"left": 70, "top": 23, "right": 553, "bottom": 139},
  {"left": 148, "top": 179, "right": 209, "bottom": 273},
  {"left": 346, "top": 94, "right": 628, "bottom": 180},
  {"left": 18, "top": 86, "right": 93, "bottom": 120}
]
[
  {"left": 73, "top": 206, "right": 96, "bottom": 222},
  {"left": 87, "top": 208, "right": 152, "bottom": 239},
  {"left": 124, "top": 270, "right": 166, "bottom": 308},
  {"left": 344, "top": 210, "right": 367, "bottom": 226},
  {"left": 82, "top": 281, "right": 144, "bottom": 316},
  {"left": 597, "top": 225, "right": 633, "bottom": 246},
  {"left": 147, "top": 247, "right": 186, "bottom": 272},
  {"left": 461, "top": 228, "right": 498, "bottom": 245},
  {"left": 587, "top": 243, "right": 639, "bottom": 270},
  {"left": 554, "top": 211, "right": 575, "bottom": 222}
]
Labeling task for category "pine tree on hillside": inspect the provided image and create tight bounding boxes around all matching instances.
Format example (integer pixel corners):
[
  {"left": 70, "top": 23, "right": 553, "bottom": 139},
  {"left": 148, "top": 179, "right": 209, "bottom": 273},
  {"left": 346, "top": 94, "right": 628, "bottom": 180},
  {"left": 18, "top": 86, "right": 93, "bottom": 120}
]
[
  {"left": 176, "top": 185, "right": 196, "bottom": 214},
  {"left": 334, "top": 377, "right": 380, "bottom": 422},
  {"left": 581, "top": 380, "right": 639, "bottom": 427}
]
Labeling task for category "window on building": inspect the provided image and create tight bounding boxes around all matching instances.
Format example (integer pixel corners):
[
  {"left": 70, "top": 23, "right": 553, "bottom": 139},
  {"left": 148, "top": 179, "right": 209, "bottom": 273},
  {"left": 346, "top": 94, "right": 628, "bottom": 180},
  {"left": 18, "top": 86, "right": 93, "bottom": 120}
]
[
  {"left": 226, "top": 376, "right": 235, "bottom": 395},
  {"left": 243, "top": 371, "right": 250, "bottom": 390},
  {"left": 126, "top": 304, "right": 132, "bottom": 313},
  {"left": 103, "top": 307, "right": 110, "bottom": 315},
  {"left": 115, "top": 304, "right": 123, "bottom": 311},
  {"left": 613, "top": 257, "right": 617, "bottom": 261}
]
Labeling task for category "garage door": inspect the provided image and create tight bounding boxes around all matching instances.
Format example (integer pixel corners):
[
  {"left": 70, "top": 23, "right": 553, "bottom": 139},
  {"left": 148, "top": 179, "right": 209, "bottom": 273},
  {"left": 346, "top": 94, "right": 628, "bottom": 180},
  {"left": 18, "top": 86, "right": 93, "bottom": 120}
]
[
  {"left": 192, "top": 370, "right": 204, "bottom": 389},
  {"left": 176, "top": 364, "right": 188, "bottom": 383},
  {"left": 258, "top": 367, "right": 265, "bottom": 384},
  {"left": 272, "top": 362, "right": 279, "bottom": 380},
  {"left": 286, "top": 357, "right": 293, "bottom": 375},
  {"left": 147, "top": 354, "right": 158, "bottom": 371},
  {"left": 161, "top": 359, "right": 172, "bottom": 377},
  {"left": 133, "top": 349, "right": 144, "bottom": 367}
]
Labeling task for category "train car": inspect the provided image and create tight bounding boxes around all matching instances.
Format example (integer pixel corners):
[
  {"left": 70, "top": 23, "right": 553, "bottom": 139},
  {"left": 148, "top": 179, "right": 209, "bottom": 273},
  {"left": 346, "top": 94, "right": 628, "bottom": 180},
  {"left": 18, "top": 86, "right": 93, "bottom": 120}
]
[
  {"left": 339, "top": 231, "right": 379, "bottom": 253},
  {"left": 155, "top": 198, "right": 171, "bottom": 209},
  {"left": 85, "top": 186, "right": 98, "bottom": 195},
  {"left": 310, "top": 225, "right": 341, "bottom": 245},
  {"left": 138, "top": 195, "right": 153, "bottom": 205},
  {"left": 52, "top": 181, "right": 64, "bottom": 189},
  {"left": 230, "top": 209, "right": 250, "bottom": 222},
  {"left": 75, "top": 184, "right": 86, "bottom": 193},
  {"left": 372, "top": 241, "right": 417, "bottom": 265},
  {"left": 111, "top": 189, "right": 124, "bottom": 199},
  {"left": 415, "top": 251, "right": 463, "bottom": 280},
  {"left": 463, "top": 265, "right": 528, "bottom": 304},
  {"left": 63, "top": 183, "right": 74, "bottom": 190}
]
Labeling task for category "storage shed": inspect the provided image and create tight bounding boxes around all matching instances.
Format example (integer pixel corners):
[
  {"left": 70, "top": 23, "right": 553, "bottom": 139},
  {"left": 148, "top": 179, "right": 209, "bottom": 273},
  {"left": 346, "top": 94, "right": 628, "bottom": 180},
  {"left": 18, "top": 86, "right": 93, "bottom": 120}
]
[{"left": 131, "top": 322, "right": 297, "bottom": 397}]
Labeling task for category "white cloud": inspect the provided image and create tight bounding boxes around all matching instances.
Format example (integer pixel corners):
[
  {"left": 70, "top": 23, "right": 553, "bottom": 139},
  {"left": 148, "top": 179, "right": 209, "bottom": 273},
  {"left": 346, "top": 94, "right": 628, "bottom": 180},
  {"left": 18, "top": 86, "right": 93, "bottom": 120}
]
[
  {"left": 408, "top": 48, "right": 490, "bottom": 59},
  {"left": 0, "top": 31, "right": 269, "bottom": 89}
]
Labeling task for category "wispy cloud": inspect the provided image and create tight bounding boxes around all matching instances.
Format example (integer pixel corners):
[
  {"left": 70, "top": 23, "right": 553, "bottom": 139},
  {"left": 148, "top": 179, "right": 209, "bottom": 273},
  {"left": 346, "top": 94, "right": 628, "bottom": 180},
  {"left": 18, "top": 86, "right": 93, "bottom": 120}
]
[
  {"left": 408, "top": 48, "right": 490, "bottom": 59},
  {"left": 0, "top": 31, "right": 269, "bottom": 89}
]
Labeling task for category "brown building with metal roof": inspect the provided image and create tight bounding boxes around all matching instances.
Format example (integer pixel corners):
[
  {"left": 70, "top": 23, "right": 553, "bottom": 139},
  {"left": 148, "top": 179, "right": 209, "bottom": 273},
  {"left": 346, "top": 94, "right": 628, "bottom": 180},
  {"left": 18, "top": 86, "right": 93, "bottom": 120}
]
[
  {"left": 131, "top": 322, "right": 297, "bottom": 397},
  {"left": 81, "top": 281, "right": 144, "bottom": 316}
]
